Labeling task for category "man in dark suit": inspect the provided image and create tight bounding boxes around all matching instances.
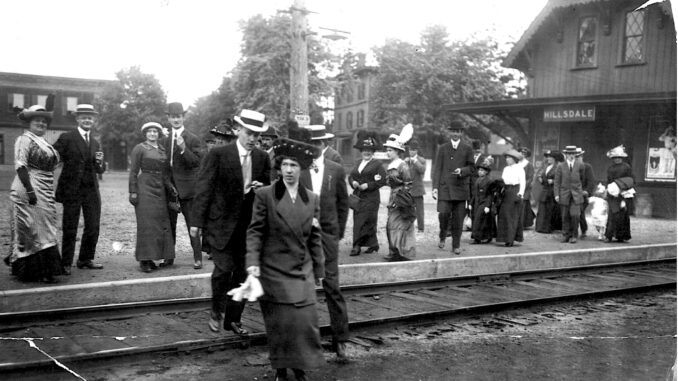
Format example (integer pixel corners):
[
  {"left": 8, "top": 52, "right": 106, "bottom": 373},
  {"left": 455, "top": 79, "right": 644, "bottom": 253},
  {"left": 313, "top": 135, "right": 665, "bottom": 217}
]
[
  {"left": 306, "top": 124, "right": 343, "bottom": 164},
  {"left": 191, "top": 109, "right": 271, "bottom": 335},
  {"left": 576, "top": 147, "right": 596, "bottom": 238},
  {"left": 54, "top": 104, "right": 106, "bottom": 274},
  {"left": 432, "top": 121, "right": 475, "bottom": 254},
  {"left": 300, "top": 125, "right": 350, "bottom": 362},
  {"left": 554, "top": 145, "right": 586, "bottom": 243},
  {"left": 163, "top": 102, "right": 205, "bottom": 269},
  {"left": 406, "top": 139, "right": 427, "bottom": 232}
]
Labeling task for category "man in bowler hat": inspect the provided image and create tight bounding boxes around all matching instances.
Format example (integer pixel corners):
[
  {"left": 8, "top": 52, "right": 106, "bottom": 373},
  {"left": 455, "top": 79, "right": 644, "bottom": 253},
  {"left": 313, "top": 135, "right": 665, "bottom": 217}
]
[
  {"left": 164, "top": 102, "right": 205, "bottom": 269},
  {"left": 431, "top": 120, "right": 475, "bottom": 254},
  {"left": 554, "top": 145, "right": 586, "bottom": 243},
  {"left": 191, "top": 109, "right": 271, "bottom": 335},
  {"left": 54, "top": 104, "right": 106, "bottom": 274}
]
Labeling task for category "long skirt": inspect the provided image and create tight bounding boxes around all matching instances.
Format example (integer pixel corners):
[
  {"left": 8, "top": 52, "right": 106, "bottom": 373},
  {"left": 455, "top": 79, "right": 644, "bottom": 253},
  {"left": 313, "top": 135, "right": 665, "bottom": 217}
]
[
  {"left": 385, "top": 207, "right": 416, "bottom": 259},
  {"left": 536, "top": 198, "right": 561, "bottom": 233},
  {"left": 260, "top": 300, "right": 324, "bottom": 370},
  {"left": 352, "top": 199, "right": 380, "bottom": 248},
  {"left": 134, "top": 173, "right": 175, "bottom": 261},
  {"left": 605, "top": 198, "right": 632, "bottom": 241},
  {"left": 496, "top": 185, "right": 523, "bottom": 244},
  {"left": 471, "top": 207, "right": 496, "bottom": 242}
]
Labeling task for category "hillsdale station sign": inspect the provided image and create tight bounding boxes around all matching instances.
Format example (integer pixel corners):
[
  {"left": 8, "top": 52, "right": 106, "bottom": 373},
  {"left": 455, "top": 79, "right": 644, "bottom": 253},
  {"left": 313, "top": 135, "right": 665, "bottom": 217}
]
[{"left": 543, "top": 105, "right": 596, "bottom": 122}]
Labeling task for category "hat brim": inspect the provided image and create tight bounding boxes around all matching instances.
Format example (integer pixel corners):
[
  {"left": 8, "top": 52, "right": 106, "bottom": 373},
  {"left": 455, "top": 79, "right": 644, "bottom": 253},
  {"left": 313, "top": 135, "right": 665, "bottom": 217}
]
[
  {"left": 310, "top": 133, "right": 335, "bottom": 140},
  {"left": 234, "top": 116, "right": 267, "bottom": 132},
  {"left": 562, "top": 150, "right": 578, "bottom": 154},
  {"left": 19, "top": 110, "right": 53, "bottom": 122},
  {"left": 383, "top": 141, "right": 405, "bottom": 151},
  {"left": 74, "top": 111, "right": 99, "bottom": 116},
  {"left": 609, "top": 153, "right": 628, "bottom": 158}
]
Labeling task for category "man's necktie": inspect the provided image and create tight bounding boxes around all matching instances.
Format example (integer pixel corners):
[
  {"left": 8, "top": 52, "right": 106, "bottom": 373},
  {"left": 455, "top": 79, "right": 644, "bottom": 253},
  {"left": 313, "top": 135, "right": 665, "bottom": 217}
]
[
  {"left": 569, "top": 163, "right": 573, "bottom": 172},
  {"left": 85, "top": 132, "right": 89, "bottom": 146},
  {"left": 311, "top": 163, "right": 319, "bottom": 173},
  {"left": 170, "top": 132, "right": 177, "bottom": 166},
  {"left": 242, "top": 153, "right": 251, "bottom": 194}
]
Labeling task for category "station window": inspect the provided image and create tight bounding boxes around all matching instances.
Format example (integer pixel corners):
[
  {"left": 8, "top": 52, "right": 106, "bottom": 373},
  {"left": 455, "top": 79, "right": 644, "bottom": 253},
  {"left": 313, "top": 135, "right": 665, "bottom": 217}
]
[
  {"left": 622, "top": 9, "right": 645, "bottom": 63},
  {"left": 357, "top": 109, "right": 364, "bottom": 128},
  {"left": 64, "top": 96, "right": 78, "bottom": 115},
  {"left": 8, "top": 93, "right": 25, "bottom": 111},
  {"left": 576, "top": 16, "right": 598, "bottom": 67},
  {"left": 358, "top": 83, "right": 365, "bottom": 100},
  {"left": 0, "top": 135, "right": 4, "bottom": 164},
  {"left": 346, "top": 111, "right": 353, "bottom": 130},
  {"left": 346, "top": 86, "right": 353, "bottom": 103},
  {"left": 33, "top": 95, "right": 48, "bottom": 107},
  {"left": 335, "top": 113, "right": 342, "bottom": 130}
]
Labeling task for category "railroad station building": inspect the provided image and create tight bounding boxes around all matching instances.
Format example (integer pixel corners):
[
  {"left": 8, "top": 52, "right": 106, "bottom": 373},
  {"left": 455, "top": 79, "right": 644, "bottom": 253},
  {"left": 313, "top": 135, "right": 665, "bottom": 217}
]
[
  {"left": 0, "top": 72, "right": 113, "bottom": 189},
  {"left": 446, "top": 0, "right": 677, "bottom": 218}
]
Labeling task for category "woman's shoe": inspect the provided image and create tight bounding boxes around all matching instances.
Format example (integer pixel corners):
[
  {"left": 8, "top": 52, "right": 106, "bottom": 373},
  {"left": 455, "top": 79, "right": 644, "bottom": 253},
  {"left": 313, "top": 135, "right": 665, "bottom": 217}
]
[
  {"left": 365, "top": 246, "right": 379, "bottom": 253},
  {"left": 148, "top": 261, "right": 158, "bottom": 270},
  {"left": 274, "top": 368, "right": 288, "bottom": 381},
  {"left": 292, "top": 369, "right": 307, "bottom": 381},
  {"left": 140, "top": 261, "right": 152, "bottom": 273},
  {"left": 41, "top": 276, "right": 59, "bottom": 284},
  {"left": 349, "top": 247, "right": 361, "bottom": 256}
]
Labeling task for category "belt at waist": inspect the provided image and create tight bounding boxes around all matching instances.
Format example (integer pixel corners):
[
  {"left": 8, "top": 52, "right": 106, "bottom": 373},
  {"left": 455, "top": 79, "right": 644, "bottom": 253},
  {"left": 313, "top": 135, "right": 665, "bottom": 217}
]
[
  {"left": 140, "top": 169, "right": 162, "bottom": 175},
  {"left": 504, "top": 184, "right": 520, "bottom": 188}
]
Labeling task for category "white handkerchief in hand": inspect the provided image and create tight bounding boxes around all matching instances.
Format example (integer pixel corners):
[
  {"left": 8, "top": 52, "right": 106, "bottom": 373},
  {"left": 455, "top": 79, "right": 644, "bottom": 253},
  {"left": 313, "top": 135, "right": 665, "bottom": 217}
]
[{"left": 227, "top": 274, "right": 264, "bottom": 302}]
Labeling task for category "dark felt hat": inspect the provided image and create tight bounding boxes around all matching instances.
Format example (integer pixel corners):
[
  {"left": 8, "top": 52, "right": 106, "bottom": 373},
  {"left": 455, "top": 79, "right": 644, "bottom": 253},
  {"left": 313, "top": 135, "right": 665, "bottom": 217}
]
[
  {"left": 447, "top": 120, "right": 468, "bottom": 131},
  {"left": 210, "top": 119, "right": 236, "bottom": 137},
  {"left": 476, "top": 155, "right": 495, "bottom": 171},
  {"left": 166, "top": 102, "right": 186, "bottom": 115},
  {"left": 272, "top": 138, "right": 320, "bottom": 170},
  {"left": 353, "top": 130, "right": 380, "bottom": 151}
]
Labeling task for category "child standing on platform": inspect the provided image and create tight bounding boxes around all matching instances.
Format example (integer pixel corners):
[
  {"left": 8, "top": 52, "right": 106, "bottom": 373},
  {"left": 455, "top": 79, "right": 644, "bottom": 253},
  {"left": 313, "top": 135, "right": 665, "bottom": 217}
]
[{"left": 470, "top": 155, "right": 498, "bottom": 244}]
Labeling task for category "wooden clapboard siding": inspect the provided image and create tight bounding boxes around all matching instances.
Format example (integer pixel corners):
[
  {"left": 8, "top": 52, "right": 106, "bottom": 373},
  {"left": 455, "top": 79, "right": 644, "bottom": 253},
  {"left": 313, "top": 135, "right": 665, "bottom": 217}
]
[{"left": 530, "top": 1, "right": 676, "bottom": 99}]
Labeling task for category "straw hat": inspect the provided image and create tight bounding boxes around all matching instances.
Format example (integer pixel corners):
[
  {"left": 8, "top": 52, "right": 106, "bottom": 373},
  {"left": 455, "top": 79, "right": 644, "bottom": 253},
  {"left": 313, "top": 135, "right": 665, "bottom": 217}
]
[
  {"left": 233, "top": 109, "right": 267, "bottom": 132},
  {"left": 18, "top": 105, "right": 53, "bottom": 123}
]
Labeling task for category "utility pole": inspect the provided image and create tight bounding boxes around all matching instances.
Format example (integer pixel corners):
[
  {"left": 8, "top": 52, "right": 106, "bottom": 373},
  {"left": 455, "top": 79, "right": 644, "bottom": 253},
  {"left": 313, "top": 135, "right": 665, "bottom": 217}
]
[{"left": 289, "top": 0, "right": 309, "bottom": 124}]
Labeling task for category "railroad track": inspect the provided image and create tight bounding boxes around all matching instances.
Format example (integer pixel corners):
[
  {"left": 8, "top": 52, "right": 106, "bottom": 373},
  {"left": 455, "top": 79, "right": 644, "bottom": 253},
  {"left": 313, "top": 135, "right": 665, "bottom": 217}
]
[{"left": 0, "top": 259, "right": 674, "bottom": 373}]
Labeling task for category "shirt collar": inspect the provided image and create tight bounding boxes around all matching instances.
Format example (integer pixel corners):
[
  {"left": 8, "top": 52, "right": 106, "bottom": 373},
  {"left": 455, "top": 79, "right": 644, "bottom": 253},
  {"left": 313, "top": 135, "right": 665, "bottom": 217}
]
[
  {"left": 171, "top": 126, "right": 185, "bottom": 137},
  {"left": 236, "top": 139, "right": 250, "bottom": 156},
  {"left": 77, "top": 126, "right": 90, "bottom": 136},
  {"left": 313, "top": 156, "right": 324, "bottom": 167},
  {"left": 450, "top": 139, "right": 460, "bottom": 148}
]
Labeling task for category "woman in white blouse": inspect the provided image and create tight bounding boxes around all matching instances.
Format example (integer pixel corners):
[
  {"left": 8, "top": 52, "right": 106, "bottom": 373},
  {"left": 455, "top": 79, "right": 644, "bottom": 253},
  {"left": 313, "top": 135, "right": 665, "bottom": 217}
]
[{"left": 496, "top": 149, "right": 525, "bottom": 247}]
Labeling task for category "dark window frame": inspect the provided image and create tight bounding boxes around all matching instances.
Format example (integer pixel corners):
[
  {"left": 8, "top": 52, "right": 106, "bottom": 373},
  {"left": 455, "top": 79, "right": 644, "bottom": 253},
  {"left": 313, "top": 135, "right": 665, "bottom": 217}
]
[
  {"left": 575, "top": 15, "right": 599, "bottom": 68},
  {"left": 621, "top": 8, "right": 646, "bottom": 64}
]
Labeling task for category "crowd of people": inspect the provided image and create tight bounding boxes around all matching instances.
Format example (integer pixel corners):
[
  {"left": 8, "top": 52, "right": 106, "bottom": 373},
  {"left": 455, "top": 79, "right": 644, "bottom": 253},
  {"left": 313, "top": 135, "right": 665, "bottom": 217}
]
[{"left": 4, "top": 100, "right": 640, "bottom": 379}]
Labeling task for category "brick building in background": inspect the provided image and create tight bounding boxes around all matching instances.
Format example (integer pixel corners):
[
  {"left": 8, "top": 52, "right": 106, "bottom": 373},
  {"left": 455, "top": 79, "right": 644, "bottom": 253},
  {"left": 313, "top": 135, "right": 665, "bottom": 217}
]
[{"left": 0, "top": 72, "right": 113, "bottom": 189}]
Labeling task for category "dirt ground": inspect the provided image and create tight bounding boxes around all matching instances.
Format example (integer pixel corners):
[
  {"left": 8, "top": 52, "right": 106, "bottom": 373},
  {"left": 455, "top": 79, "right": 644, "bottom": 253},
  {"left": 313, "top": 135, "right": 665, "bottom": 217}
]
[
  {"left": 10, "top": 289, "right": 675, "bottom": 381},
  {"left": 1, "top": 172, "right": 675, "bottom": 291}
]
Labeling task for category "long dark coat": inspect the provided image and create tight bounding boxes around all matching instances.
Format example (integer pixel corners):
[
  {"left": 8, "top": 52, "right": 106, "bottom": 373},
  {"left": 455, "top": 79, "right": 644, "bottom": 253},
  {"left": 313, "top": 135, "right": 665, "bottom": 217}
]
[
  {"left": 470, "top": 176, "right": 497, "bottom": 242},
  {"left": 605, "top": 162, "right": 634, "bottom": 241},
  {"left": 348, "top": 159, "right": 387, "bottom": 247},
  {"left": 53, "top": 129, "right": 105, "bottom": 203},
  {"left": 535, "top": 164, "right": 561, "bottom": 233},
  {"left": 191, "top": 143, "right": 271, "bottom": 251},
  {"left": 163, "top": 128, "right": 204, "bottom": 199},
  {"left": 431, "top": 141, "right": 475, "bottom": 202}
]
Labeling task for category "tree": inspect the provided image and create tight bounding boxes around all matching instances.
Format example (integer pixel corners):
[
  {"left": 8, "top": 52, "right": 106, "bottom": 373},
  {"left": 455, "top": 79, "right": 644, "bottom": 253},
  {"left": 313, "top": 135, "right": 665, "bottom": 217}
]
[
  {"left": 95, "top": 67, "right": 166, "bottom": 169},
  {"left": 370, "top": 26, "right": 525, "bottom": 144},
  {"left": 188, "top": 13, "right": 334, "bottom": 130}
]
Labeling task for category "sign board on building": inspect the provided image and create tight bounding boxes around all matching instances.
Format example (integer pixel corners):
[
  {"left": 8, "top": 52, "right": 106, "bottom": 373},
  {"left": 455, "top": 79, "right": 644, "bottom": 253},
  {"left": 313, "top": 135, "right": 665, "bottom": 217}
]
[
  {"left": 294, "top": 114, "right": 310, "bottom": 126},
  {"left": 543, "top": 105, "right": 596, "bottom": 122}
]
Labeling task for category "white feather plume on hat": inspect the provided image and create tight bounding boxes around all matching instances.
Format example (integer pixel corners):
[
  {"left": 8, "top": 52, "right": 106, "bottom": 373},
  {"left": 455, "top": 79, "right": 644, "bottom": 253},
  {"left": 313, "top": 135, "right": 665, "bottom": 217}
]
[{"left": 384, "top": 123, "right": 414, "bottom": 151}]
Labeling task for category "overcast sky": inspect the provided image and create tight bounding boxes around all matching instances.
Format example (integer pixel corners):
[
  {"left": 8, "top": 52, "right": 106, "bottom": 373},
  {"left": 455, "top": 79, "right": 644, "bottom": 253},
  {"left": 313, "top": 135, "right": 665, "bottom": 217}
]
[{"left": 3, "top": 0, "right": 549, "bottom": 106}]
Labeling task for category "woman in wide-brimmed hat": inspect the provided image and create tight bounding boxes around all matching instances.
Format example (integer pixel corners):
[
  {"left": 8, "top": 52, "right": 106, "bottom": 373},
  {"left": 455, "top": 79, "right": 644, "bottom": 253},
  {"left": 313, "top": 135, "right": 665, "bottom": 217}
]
[
  {"left": 604, "top": 145, "right": 634, "bottom": 242},
  {"left": 496, "top": 149, "right": 525, "bottom": 246},
  {"left": 348, "top": 131, "right": 387, "bottom": 256},
  {"left": 5, "top": 103, "right": 62, "bottom": 283},
  {"left": 535, "top": 150, "right": 563, "bottom": 233},
  {"left": 382, "top": 124, "right": 416, "bottom": 261},
  {"left": 245, "top": 135, "right": 324, "bottom": 381},
  {"left": 128, "top": 122, "right": 177, "bottom": 272}
]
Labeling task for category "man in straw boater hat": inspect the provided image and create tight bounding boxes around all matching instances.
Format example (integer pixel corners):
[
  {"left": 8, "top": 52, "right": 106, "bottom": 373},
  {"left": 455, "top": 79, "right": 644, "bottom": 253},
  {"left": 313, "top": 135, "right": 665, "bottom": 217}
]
[
  {"left": 575, "top": 146, "right": 596, "bottom": 238},
  {"left": 554, "top": 145, "right": 587, "bottom": 244},
  {"left": 431, "top": 120, "right": 475, "bottom": 255},
  {"left": 305, "top": 124, "right": 343, "bottom": 164},
  {"left": 244, "top": 132, "right": 325, "bottom": 381},
  {"left": 54, "top": 104, "right": 106, "bottom": 275},
  {"left": 295, "top": 124, "right": 351, "bottom": 363},
  {"left": 191, "top": 109, "right": 271, "bottom": 336}
]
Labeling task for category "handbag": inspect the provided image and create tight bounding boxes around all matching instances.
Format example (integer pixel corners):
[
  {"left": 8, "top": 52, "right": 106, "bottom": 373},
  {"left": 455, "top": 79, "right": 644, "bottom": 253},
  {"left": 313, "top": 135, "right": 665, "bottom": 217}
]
[
  {"left": 166, "top": 182, "right": 182, "bottom": 213},
  {"left": 349, "top": 192, "right": 361, "bottom": 211}
]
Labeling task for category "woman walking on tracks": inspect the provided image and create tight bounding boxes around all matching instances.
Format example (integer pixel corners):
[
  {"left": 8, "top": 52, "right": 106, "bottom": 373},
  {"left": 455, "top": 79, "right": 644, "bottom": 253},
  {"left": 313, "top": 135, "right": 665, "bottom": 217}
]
[{"left": 246, "top": 136, "right": 325, "bottom": 381}]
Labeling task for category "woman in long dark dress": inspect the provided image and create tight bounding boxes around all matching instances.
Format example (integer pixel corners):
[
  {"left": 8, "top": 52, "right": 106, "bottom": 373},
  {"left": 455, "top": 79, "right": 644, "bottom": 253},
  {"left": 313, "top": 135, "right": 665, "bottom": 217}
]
[
  {"left": 246, "top": 137, "right": 324, "bottom": 381},
  {"left": 604, "top": 145, "right": 634, "bottom": 242},
  {"left": 535, "top": 150, "right": 563, "bottom": 233},
  {"left": 496, "top": 149, "right": 525, "bottom": 247},
  {"left": 6, "top": 105, "right": 62, "bottom": 283},
  {"left": 470, "top": 155, "right": 498, "bottom": 244},
  {"left": 348, "top": 132, "right": 387, "bottom": 256},
  {"left": 129, "top": 122, "right": 176, "bottom": 272}
]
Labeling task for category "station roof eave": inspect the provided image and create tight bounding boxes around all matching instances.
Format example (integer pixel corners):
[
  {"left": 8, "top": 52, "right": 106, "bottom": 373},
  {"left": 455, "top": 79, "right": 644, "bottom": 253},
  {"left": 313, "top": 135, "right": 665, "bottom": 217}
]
[{"left": 444, "top": 92, "right": 677, "bottom": 118}]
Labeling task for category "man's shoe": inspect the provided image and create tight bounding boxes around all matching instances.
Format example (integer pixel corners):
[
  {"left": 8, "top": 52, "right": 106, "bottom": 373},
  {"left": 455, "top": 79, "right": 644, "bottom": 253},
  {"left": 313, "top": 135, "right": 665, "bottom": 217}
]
[
  {"left": 41, "top": 276, "right": 59, "bottom": 284},
  {"left": 561, "top": 236, "right": 570, "bottom": 243},
  {"left": 61, "top": 266, "right": 71, "bottom": 276},
  {"left": 140, "top": 261, "right": 152, "bottom": 273},
  {"left": 193, "top": 261, "right": 203, "bottom": 270},
  {"left": 580, "top": 232, "right": 587, "bottom": 238},
  {"left": 227, "top": 322, "right": 248, "bottom": 336},
  {"left": 438, "top": 239, "right": 445, "bottom": 249},
  {"left": 569, "top": 237, "right": 577, "bottom": 244},
  {"left": 148, "top": 261, "right": 158, "bottom": 270},
  {"left": 76, "top": 261, "right": 103, "bottom": 269},
  {"left": 349, "top": 247, "right": 361, "bottom": 256},
  {"left": 208, "top": 315, "right": 221, "bottom": 332},
  {"left": 292, "top": 369, "right": 308, "bottom": 381},
  {"left": 274, "top": 369, "right": 288, "bottom": 381},
  {"left": 453, "top": 248, "right": 461, "bottom": 255},
  {"left": 364, "top": 246, "right": 379, "bottom": 254}
]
